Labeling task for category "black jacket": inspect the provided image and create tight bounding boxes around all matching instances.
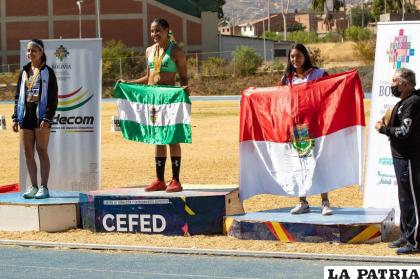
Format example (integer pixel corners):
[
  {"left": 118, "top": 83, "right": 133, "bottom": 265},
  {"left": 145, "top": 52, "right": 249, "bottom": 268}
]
[
  {"left": 12, "top": 62, "right": 58, "bottom": 123},
  {"left": 379, "top": 90, "right": 420, "bottom": 159}
]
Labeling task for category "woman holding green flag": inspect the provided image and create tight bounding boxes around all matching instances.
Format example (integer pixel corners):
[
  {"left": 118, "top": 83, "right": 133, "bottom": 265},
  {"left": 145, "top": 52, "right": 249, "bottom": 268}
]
[{"left": 120, "top": 18, "right": 188, "bottom": 192}]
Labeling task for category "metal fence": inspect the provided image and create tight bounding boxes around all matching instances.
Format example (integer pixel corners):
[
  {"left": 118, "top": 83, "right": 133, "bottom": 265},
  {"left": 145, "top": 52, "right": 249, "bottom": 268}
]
[
  {"left": 0, "top": 48, "right": 281, "bottom": 78},
  {"left": 1, "top": 49, "right": 373, "bottom": 91},
  {"left": 100, "top": 50, "right": 284, "bottom": 83},
  {"left": 0, "top": 64, "right": 20, "bottom": 74},
  {"left": 101, "top": 52, "right": 237, "bottom": 83}
]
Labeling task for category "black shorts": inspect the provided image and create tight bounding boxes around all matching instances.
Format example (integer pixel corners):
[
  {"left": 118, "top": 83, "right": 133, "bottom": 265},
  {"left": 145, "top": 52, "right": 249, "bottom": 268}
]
[{"left": 20, "top": 102, "right": 40, "bottom": 130}]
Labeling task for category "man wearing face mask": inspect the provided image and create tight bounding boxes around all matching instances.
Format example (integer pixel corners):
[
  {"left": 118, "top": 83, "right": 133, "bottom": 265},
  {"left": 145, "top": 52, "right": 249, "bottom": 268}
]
[{"left": 375, "top": 67, "right": 420, "bottom": 255}]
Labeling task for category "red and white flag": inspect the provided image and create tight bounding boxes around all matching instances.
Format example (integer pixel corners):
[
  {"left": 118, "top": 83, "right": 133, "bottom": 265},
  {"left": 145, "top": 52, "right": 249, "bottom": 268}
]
[{"left": 239, "top": 70, "right": 365, "bottom": 200}]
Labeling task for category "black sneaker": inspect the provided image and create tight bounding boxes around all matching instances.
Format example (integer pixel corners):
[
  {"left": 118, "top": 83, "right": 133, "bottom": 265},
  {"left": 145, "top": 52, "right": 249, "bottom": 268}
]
[
  {"left": 396, "top": 244, "right": 419, "bottom": 255},
  {"left": 388, "top": 238, "right": 407, "bottom": 248}
]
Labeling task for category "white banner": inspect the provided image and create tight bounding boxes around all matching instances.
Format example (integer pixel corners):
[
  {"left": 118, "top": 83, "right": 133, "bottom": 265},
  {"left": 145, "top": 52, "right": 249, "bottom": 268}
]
[
  {"left": 19, "top": 39, "right": 102, "bottom": 192},
  {"left": 364, "top": 22, "right": 420, "bottom": 222}
]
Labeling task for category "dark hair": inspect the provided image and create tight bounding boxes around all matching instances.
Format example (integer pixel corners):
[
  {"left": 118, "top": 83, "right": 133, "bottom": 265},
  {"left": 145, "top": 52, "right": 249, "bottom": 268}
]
[
  {"left": 152, "top": 18, "right": 170, "bottom": 30},
  {"left": 281, "top": 43, "right": 315, "bottom": 85},
  {"left": 28, "top": 38, "right": 47, "bottom": 64}
]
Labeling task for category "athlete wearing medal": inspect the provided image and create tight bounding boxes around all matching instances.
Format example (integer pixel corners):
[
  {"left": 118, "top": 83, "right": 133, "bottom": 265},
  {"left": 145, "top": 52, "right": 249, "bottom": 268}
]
[
  {"left": 120, "top": 18, "right": 188, "bottom": 192},
  {"left": 12, "top": 39, "right": 58, "bottom": 199}
]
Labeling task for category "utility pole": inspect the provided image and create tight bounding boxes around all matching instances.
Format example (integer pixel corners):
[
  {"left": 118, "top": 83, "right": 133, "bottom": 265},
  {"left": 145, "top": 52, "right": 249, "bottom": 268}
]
[
  {"left": 231, "top": 9, "right": 236, "bottom": 35},
  {"left": 281, "top": 0, "right": 290, "bottom": 40},
  {"left": 95, "top": 0, "right": 101, "bottom": 38},
  {"left": 76, "top": 0, "right": 83, "bottom": 38},
  {"left": 267, "top": 0, "right": 271, "bottom": 32},
  {"left": 401, "top": 0, "right": 405, "bottom": 21},
  {"left": 361, "top": 0, "right": 364, "bottom": 27},
  {"left": 263, "top": 17, "right": 266, "bottom": 63},
  {"left": 259, "top": 0, "right": 267, "bottom": 63}
]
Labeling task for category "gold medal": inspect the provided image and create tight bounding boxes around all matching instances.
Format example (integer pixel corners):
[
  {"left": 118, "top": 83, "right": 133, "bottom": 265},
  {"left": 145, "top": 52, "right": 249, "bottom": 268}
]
[
  {"left": 152, "top": 42, "right": 169, "bottom": 84},
  {"left": 153, "top": 72, "right": 160, "bottom": 83},
  {"left": 26, "top": 66, "right": 42, "bottom": 102},
  {"left": 26, "top": 67, "right": 41, "bottom": 91}
]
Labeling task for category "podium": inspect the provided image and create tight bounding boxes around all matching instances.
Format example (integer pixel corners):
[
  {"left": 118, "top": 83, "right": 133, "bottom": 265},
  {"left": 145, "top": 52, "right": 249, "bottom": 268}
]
[
  {"left": 225, "top": 207, "right": 395, "bottom": 243},
  {"left": 80, "top": 185, "right": 243, "bottom": 235},
  {"left": 0, "top": 191, "right": 80, "bottom": 232}
]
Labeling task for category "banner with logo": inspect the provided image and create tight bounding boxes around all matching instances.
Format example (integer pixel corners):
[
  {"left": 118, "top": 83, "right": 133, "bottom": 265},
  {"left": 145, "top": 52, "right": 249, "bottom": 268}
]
[
  {"left": 19, "top": 39, "right": 102, "bottom": 192},
  {"left": 364, "top": 22, "right": 420, "bottom": 221}
]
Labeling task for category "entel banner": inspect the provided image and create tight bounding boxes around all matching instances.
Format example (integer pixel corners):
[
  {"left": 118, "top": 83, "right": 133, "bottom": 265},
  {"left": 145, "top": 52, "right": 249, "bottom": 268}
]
[
  {"left": 364, "top": 22, "right": 420, "bottom": 223},
  {"left": 19, "top": 39, "right": 102, "bottom": 192}
]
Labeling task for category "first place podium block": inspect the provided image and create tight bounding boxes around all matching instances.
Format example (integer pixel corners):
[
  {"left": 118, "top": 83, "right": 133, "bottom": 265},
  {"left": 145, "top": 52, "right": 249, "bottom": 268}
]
[
  {"left": 80, "top": 185, "right": 244, "bottom": 235},
  {"left": 0, "top": 191, "right": 80, "bottom": 232}
]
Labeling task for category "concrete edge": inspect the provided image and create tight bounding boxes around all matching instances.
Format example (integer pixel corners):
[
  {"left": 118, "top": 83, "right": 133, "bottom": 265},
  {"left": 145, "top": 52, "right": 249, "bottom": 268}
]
[{"left": 0, "top": 239, "right": 419, "bottom": 263}]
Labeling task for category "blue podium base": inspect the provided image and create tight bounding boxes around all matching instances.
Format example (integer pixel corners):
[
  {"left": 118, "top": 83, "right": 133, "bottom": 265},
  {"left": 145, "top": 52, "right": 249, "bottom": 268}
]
[
  {"left": 224, "top": 207, "right": 395, "bottom": 243},
  {"left": 0, "top": 191, "right": 80, "bottom": 232},
  {"left": 80, "top": 184, "right": 244, "bottom": 235}
]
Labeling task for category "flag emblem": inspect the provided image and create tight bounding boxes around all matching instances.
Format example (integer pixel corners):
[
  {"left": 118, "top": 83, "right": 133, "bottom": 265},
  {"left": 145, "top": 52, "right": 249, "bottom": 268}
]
[
  {"left": 291, "top": 124, "right": 314, "bottom": 158},
  {"left": 149, "top": 106, "right": 159, "bottom": 125}
]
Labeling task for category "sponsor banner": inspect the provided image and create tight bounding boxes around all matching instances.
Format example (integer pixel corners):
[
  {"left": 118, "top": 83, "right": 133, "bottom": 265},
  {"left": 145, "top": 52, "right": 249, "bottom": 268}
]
[
  {"left": 19, "top": 39, "right": 102, "bottom": 191},
  {"left": 364, "top": 22, "right": 420, "bottom": 222},
  {"left": 324, "top": 266, "right": 420, "bottom": 279}
]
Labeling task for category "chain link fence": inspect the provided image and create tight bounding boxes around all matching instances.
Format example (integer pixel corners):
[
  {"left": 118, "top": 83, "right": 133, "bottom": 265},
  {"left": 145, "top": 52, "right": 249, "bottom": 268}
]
[
  {"left": 101, "top": 51, "right": 243, "bottom": 83},
  {"left": 0, "top": 50, "right": 373, "bottom": 97}
]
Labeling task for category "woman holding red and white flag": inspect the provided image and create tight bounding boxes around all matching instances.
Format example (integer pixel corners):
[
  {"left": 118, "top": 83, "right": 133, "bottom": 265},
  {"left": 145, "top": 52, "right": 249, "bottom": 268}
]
[{"left": 280, "top": 44, "right": 332, "bottom": 216}]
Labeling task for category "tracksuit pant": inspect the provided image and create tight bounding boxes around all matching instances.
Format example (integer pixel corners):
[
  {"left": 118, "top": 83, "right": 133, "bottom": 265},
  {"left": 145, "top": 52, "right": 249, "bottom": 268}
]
[{"left": 393, "top": 157, "right": 420, "bottom": 248}]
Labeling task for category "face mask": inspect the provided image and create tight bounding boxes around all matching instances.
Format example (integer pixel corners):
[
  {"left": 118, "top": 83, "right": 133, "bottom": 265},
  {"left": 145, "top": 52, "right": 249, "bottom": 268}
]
[{"left": 391, "top": 85, "right": 402, "bottom": 97}]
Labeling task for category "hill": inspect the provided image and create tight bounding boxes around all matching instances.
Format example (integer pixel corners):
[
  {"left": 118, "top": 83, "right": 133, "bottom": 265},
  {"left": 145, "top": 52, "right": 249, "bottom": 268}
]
[{"left": 223, "top": 0, "right": 361, "bottom": 23}]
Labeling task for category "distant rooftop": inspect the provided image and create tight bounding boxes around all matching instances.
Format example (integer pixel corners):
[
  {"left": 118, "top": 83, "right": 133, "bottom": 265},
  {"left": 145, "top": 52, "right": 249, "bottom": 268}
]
[{"left": 155, "top": 0, "right": 220, "bottom": 18}]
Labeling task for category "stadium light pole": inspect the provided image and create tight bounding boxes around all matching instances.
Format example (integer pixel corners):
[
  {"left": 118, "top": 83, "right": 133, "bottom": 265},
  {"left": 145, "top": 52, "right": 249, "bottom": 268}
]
[{"left": 76, "top": 0, "right": 83, "bottom": 39}]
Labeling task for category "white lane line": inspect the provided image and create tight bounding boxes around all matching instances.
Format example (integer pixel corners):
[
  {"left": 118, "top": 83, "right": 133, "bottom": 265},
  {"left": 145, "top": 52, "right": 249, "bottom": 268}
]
[
  {"left": 0, "top": 263, "right": 261, "bottom": 279},
  {"left": 0, "top": 240, "right": 419, "bottom": 263}
]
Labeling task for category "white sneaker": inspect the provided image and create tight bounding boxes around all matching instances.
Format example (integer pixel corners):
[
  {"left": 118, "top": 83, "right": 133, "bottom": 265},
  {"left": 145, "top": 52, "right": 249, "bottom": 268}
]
[
  {"left": 290, "top": 201, "right": 310, "bottom": 214},
  {"left": 321, "top": 200, "right": 333, "bottom": 216},
  {"left": 22, "top": 185, "right": 39, "bottom": 199},
  {"left": 34, "top": 185, "right": 50, "bottom": 199}
]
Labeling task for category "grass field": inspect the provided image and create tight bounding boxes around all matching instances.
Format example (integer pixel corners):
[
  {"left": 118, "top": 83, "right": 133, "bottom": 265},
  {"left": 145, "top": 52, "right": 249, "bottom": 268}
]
[{"left": 0, "top": 100, "right": 413, "bottom": 257}]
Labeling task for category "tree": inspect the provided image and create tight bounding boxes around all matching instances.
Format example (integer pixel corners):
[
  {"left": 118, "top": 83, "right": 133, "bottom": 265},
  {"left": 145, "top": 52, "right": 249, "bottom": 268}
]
[
  {"left": 349, "top": 6, "right": 373, "bottom": 26},
  {"left": 102, "top": 40, "right": 145, "bottom": 82},
  {"left": 288, "top": 23, "right": 305, "bottom": 32},
  {"left": 312, "top": 0, "right": 344, "bottom": 30},
  {"left": 262, "top": 31, "right": 280, "bottom": 41},
  {"left": 232, "top": 46, "right": 263, "bottom": 76},
  {"left": 312, "top": 0, "right": 331, "bottom": 31},
  {"left": 281, "top": 0, "right": 291, "bottom": 40},
  {"left": 344, "top": 26, "right": 373, "bottom": 41},
  {"left": 219, "top": 16, "right": 231, "bottom": 27},
  {"left": 371, "top": 0, "right": 417, "bottom": 21},
  {"left": 371, "top": 0, "right": 387, "bottom": 21},
  {"left": 215, "top": 0, "right": 226, "bottom": 19}
]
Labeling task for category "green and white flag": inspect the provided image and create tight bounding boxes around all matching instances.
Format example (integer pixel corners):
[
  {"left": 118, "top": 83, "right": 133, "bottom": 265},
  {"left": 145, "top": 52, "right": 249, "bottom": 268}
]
[{"left": 114, "top": 83, "right": 192, "bottom": 144}]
